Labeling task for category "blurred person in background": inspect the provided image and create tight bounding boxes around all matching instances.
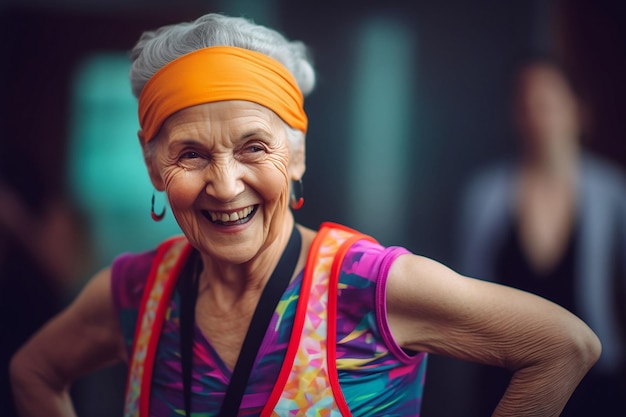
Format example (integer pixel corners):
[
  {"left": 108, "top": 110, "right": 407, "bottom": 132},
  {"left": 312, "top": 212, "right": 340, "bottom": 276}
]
[{"left": 458, "top": 57, "right": 626, "bottom": 416}]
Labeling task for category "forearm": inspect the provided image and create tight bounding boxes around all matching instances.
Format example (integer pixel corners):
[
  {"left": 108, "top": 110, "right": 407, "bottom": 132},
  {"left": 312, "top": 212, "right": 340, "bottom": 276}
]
[
  {"left": 10, "top": 352, "right": 77, "bottom": 417},
  {"left": 9, "top": 268, "right": 126, "bottom": 417},
  {"left": 386, "top": 254, "right": 602, "bottom": 415},
  {"left": 492, "top": 339, "right": 599, "bottom": 417}
]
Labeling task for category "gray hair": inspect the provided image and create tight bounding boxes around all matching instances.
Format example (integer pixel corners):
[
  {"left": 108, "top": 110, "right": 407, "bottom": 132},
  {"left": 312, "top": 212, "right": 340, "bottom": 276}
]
[{"left": 128, "top": 13, "right": 316, "bottom": 100}]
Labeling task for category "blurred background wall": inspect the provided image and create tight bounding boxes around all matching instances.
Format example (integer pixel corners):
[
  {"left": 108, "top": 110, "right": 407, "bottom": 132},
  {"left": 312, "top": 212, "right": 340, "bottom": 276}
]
[{"left": 1, "top": 0, "right": 624, "bottom": 416}]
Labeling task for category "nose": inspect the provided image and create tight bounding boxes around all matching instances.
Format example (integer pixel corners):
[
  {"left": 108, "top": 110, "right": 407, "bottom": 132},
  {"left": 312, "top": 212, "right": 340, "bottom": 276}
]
[{"left": 204, "top": 159, "right": 245, "bottom": 202}]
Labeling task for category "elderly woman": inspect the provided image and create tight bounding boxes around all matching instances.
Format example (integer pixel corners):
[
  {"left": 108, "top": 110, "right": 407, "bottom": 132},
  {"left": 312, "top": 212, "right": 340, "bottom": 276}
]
[{"left": 11, "top": 13, "right": 600, "bottom": 417}]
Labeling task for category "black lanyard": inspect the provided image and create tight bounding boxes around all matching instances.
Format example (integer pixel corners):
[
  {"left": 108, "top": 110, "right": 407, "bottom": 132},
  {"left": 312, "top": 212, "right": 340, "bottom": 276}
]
[{"left": 179, "top": 226, "right": 302, "bottom": 416}]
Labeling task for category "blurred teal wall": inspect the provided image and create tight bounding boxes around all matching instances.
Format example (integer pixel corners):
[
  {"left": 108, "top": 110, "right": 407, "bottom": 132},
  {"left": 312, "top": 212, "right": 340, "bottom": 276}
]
[{"left": 67, "top": 53, "right": 181, "bottom": 271}]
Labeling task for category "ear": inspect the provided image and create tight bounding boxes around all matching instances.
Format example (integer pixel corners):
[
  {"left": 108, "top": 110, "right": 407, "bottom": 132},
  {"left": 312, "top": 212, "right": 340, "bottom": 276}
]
[
  {"left": 138, "top": 131, "right": 165, "bottom": 191},
  {"left": 289, "top": 135, "right": 306, "bottom": 181}
]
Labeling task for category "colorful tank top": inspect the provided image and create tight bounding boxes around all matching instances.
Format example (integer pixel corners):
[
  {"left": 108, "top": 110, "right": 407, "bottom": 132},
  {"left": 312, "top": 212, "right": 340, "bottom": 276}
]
[{"left": 111, "top": 222, "right": 427, "bottom": 416}]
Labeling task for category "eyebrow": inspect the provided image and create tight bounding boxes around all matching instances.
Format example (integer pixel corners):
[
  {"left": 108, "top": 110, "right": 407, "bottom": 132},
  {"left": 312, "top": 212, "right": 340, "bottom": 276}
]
[
  {"left": 167, "top": 138, "right": 200, "bottom": 149},
  {"left": 165, "top": 126, "right": 276, "bottom": 151},
  {"left": 237, "top": 128, "right": 275, "bottom": 143}
]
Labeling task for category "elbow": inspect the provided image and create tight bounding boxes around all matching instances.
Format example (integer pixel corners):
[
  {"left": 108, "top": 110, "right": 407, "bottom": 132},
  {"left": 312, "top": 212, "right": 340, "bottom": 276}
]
[
  {"left": 583, "top": 329, "right": 602, "bottom": 369},
  {"left": 9, "top": 348, "right": 27, "bottom": 405},
  {"left": 566, "top": 322, "right": 602, "bottom": 374},
  {"left": 10, "top": 349, "right": 24, "bottom": 385},
  {"left": 9, "top": 344, "right": 49, "bottom": 400},
  {"left": 9, "top": 347, "right": 32, "bottom": 396},
  {"left": 9, "top": 346, "right": 52, "bottom": 414}
]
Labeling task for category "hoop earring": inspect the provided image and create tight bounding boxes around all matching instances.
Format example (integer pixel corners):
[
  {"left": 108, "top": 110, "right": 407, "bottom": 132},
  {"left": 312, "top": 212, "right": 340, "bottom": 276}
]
[
  {"left": 290, "top": 179, "right": 304, "bottom": 210},
  {"left": 151, "top": 191, "right": 166, "bottom": 221}
]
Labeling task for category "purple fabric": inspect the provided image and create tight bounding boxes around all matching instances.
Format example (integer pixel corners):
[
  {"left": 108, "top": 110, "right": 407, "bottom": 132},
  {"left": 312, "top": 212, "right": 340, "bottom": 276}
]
[{"left": 112, "top": 237, "right": 426, "bottom": 416}]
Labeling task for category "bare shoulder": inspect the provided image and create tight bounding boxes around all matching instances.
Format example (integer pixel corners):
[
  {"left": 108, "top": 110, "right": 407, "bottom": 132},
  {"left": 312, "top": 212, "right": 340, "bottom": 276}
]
[
  {"left": 384, "top": 253, "right": 488, "bottom": 346},
  {"left": 385, "top": 253, "right": 601, "bottom": 368},
  {"left": 385, "top": 253, "right": 483, "bottom": 316}
]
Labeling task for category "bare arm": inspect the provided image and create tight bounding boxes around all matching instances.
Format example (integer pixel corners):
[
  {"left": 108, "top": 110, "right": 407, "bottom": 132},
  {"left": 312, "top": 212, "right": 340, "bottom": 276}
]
[
  {"left": 9, "top": 267, "right": 127, "bottom": 417},
  {"left": 387, "top": 254, "right": 601, "bottom": 417}
]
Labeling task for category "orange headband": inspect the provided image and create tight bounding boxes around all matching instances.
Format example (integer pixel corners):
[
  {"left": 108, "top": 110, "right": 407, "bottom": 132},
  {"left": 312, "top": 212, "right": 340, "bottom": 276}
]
[{"left": 138, "top": 46, "right": 308, "bottom": 142}]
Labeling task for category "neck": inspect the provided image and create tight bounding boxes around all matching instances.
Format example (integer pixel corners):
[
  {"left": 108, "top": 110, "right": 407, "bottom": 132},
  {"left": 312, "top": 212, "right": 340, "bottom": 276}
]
[
  {"left": 197, "top": 216, "right": 296, "bottom": 306},
  {"left": 522, "top": 137, "right": 579, "bottom": 180}
]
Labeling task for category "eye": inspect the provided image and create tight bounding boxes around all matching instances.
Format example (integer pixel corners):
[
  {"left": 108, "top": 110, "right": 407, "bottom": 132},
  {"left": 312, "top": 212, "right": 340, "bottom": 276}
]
[
  {"left": 177, "top": 150, "right": 208, "bottom": 170},
  {"left": 240, "top": 141, "right": 269, "bottom": 158},
  {"left": 181, "top": 151, "right": 200, "bottom": 159},
  {"left": 246, "top": 144, "right": 265, "bottom": 153}
]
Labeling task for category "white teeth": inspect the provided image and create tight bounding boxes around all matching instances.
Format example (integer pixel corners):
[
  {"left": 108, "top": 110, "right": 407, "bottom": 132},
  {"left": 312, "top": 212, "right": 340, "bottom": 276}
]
[{"left": 209, "top": 206, "right": 254, "bottom": 223}]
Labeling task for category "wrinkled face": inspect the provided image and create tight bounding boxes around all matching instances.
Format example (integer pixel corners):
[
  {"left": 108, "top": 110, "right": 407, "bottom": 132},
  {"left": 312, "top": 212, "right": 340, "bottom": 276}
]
[
  {"left": 513, "top": 64, "right": 580, "bottom": 153},
  {"left": 144, "top": 100, "right": 303, "bottom": 265}
]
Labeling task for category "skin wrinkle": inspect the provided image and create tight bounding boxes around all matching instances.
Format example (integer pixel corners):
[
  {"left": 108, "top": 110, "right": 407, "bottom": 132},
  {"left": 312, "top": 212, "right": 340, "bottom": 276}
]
[
  {"left": 144, "top": 101, "right": 299, "bottom": 314},
  {"left": 451, "top": 303, "right": 595, "bottom": 416},
  {"left": 476, "top": 301, "right": 584, "bottom": 371},
  {"left": 385, "top": 253, "right": 599, "bottom": 416},
  {"left": 401, "top": 297, "right": 561, "bottom": 369},
  {"left": 397, "top": 281, "right": 597, "bottom": 416},
  {"left": 498, "top": 354, "right": 582, "bottom": 416},
  {"left": 151, "top": 103, "right": 291, "bottom": 262},
  {"left": 139, "top": 100, "right": 303, "bottom": 368}
]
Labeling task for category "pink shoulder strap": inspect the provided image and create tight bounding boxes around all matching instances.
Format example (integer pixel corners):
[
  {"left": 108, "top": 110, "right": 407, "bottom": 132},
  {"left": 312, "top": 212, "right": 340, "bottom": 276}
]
[
  {"left": 261, "top": 222, "right": 375, "bottom": 416},
  {"left": 123, "top": 236, "right": 191, "bottom": 417}
]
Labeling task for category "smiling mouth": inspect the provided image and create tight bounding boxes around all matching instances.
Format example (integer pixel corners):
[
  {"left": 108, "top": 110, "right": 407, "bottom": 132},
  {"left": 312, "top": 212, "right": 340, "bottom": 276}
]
[{"left": 203, "top": 205, "right": 258, "bottom": 225}]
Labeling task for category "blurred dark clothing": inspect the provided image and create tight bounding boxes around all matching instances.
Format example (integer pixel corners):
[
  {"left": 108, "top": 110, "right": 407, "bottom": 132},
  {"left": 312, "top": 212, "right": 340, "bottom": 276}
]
[{"left": 495, "top": 220, "right": 579, "bottom": 313}]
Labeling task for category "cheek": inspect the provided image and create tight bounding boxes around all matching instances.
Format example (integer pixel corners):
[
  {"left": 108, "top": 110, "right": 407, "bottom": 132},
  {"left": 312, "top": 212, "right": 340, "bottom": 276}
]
[
  {"left": 260, "top": 157, "right": 291, "bottom": 199},
  {"left": 162, "top": 170, "right": 203, "bottom": 208}
]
